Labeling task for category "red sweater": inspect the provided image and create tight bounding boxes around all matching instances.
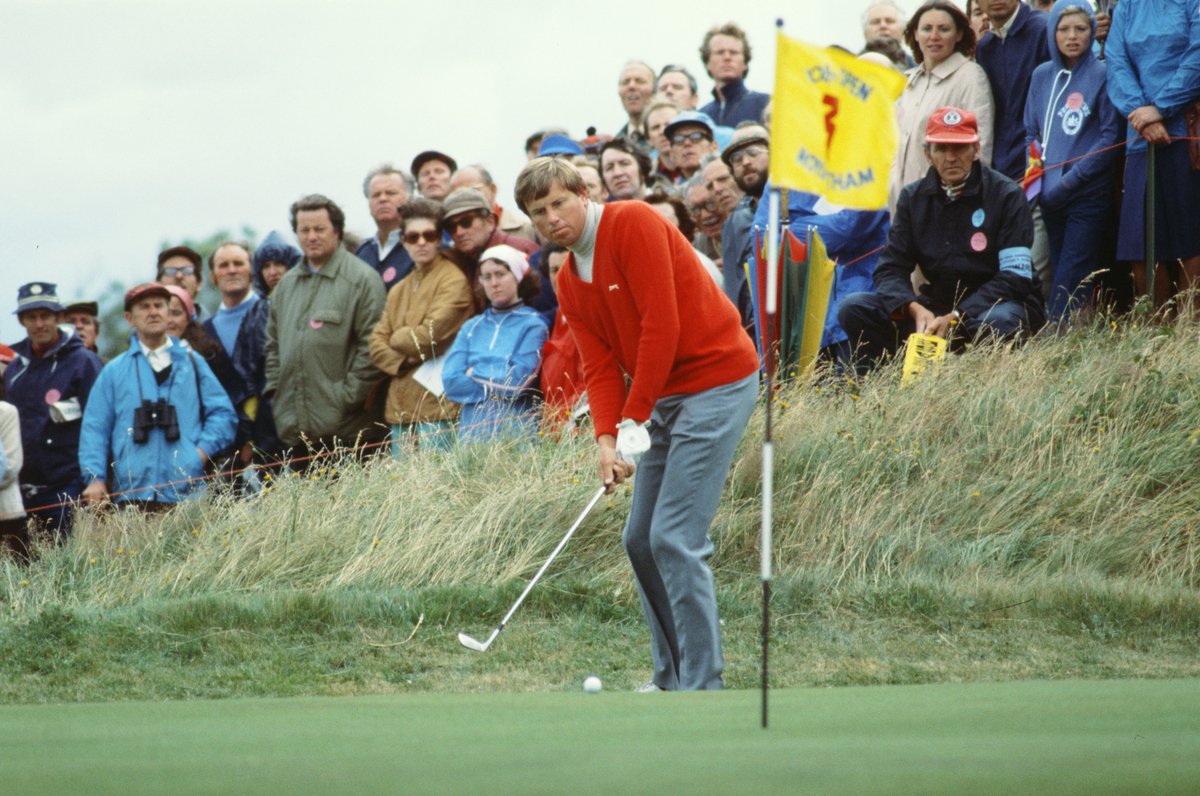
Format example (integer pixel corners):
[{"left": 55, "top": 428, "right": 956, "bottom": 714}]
[{"left": 557, "top": 201, "right": 759, "bottom": 439}]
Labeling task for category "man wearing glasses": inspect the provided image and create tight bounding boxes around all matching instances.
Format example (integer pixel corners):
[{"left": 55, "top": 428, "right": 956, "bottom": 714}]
[
  {"left": 720, "top": 125, "right": 770, "bottom": 332},
  {"left": 684, "top": 178, "right": 728, "bottom": 266},
  {"left": 156, "top": 246, "right": 210, "bottom": 321},
  {"left": 662, "top": 111, "right": 718, "bottom": 182},
  {"left": 439, "top": 188, "right": 538, "bottom": 303}
]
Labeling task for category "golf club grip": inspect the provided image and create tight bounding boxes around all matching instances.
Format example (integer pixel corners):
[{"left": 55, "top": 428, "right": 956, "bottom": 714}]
[{"left": 495, "top": 486, "right": 607, "bottom": 628}]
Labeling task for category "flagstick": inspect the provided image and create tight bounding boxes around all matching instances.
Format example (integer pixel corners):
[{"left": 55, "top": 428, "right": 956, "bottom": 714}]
[{"left": 761, "top": 187, "right": 781, "bottom": 730}]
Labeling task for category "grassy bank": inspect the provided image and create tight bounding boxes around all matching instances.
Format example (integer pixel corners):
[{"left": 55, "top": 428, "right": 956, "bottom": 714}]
[{"left": 0, "top": 314, "right": 1196, "bottom": 701}]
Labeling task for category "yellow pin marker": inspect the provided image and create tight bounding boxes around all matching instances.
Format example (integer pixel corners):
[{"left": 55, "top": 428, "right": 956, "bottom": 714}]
[{"left": 901, "top": 332, "right": 948, "bottom": 386}]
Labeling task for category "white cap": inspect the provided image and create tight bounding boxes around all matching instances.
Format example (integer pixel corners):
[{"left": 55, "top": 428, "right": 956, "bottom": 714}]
[{"left": 479, "top": 244, "right": 530, "bottom": 283}]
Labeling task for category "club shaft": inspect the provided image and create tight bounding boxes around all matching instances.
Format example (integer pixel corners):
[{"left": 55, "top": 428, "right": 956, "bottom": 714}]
[{"left": 495, "top": 486, "right": 607, "bottom": 631}]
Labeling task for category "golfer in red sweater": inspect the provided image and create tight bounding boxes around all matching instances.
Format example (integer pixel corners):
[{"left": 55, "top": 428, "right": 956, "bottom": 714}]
[{"left": 516, "top": 158, "right": 759, "bottom": 691}]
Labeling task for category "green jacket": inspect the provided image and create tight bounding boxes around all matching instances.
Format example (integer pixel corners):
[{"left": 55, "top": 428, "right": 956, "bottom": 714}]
[{"left": 264, "top": 246, "right": 386, "bottom": 446}]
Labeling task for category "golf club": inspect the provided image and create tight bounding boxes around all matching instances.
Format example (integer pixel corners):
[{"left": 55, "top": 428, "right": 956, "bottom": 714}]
[{"left": 458, "top": 485, "right": 607, "bottom": 653}]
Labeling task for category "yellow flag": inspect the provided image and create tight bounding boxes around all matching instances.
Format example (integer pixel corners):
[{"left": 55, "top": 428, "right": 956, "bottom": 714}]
[{"left": 769, "top": 31, "right": 905, "bottom": 210}]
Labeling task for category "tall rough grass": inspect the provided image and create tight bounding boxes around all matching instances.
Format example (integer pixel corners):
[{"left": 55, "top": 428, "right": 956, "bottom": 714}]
[{"left": 1, "top": 315, "right": 1197, "bottom": 619}]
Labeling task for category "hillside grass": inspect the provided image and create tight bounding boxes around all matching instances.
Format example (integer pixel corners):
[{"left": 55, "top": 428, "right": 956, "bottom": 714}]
[{"left": 1, "top": 313, "right": 1197, "bottom": 701}]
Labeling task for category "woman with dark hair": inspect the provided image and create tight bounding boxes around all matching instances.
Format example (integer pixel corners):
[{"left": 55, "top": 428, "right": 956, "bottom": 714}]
[
  {"left": 599, "top": 138, "right": 653, "bottom": 201},
  {"left": 442, "top": 244, "right": 548, "bottom": 443},
  {"left": 369, "top": 198, "right": 474, "bottom": 455},
  {"left": 889, "top": 0, "right": 995, "bottom": 213},
  {"left": 252, "top": 230, "right": 302, "bottom": 298}
]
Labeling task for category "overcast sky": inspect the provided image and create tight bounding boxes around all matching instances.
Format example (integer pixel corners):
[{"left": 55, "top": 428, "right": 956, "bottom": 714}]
[{"left": 1, "top": 0, "right": 865, "bottom": 344}]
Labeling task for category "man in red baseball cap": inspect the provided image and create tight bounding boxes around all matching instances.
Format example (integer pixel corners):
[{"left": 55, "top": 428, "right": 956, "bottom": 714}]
[{"left": 837, "top": 106, "right": 1046, "bottom": 373}]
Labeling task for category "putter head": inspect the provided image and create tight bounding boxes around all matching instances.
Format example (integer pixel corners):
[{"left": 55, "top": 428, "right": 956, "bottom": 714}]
[{"left": 457, "top": 631, "right": 492, "bottom": 652}]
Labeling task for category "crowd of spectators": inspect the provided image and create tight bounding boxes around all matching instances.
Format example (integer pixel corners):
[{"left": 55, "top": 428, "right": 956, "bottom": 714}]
[{"left": 0, "top": 4, "right": 1196, "bottom": 551}]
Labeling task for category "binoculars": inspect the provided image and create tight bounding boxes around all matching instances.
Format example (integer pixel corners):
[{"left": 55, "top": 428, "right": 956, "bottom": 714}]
[{"left": 132, "top": 398, "right": 180, "bottom": 443}]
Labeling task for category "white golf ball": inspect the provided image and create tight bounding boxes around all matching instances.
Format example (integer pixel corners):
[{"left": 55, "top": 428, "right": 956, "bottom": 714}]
[{"left": 583, "top": 676, "right": 602, "bottom": 694}]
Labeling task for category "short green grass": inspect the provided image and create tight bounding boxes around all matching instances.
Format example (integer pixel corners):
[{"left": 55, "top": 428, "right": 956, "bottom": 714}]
[{"left": 2, "top": 679, "right": 1197, "bottom": 794}]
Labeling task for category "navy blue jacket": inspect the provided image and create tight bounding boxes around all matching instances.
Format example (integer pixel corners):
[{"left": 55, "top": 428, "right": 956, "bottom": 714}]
[
  {"left": 202, "top": 296, "right": 274, "bottom": 454},
  {"left": 700, "top": 78, "right": 771, "bottom": 128},
  {"left": 1024, "top": 0, "right": 1123, "bottom": 211},
  {"left": 4, "top": 328, "right": 103, "bottom": 488},
  {"left": 977, "top": 3, "right": 1051, "bottom": 180},
  {"left": 876, "top": 162, "right": 1045, "bottom": 326},
  {"left": 356, "top": 235, "right": 415, "bottom": 293}
]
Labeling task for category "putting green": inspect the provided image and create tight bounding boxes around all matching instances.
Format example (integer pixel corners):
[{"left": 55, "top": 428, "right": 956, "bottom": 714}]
[{"left": 3, "top": 679, "right": 1198, "bottom": 794}]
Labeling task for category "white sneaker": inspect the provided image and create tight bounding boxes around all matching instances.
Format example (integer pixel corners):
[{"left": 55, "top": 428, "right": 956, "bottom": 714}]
[{"left": 635, "top": 681, "right": 666, "bottom": 693}]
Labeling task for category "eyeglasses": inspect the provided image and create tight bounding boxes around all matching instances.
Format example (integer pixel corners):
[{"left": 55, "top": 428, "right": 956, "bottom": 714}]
[
  {"left": 478, "top": 271, "right": 514, "bottom": 283},
  {"left": 671, "top": 131, "right": 712, "bottom": 146},
  {"left": 686, "top": 200, "right": 718, "bottom": 215},
  {"left": 729, "top": 145, "right": 767, "bottom": 166},
  {"left": 444, "top": 213, "right": 484, "bottom": 233},
  {"left": 403, "top": 230, "right": 440, "bottom": 245},
  {"left": 161, "top": 265, "right": 196, "bottom": 277}
]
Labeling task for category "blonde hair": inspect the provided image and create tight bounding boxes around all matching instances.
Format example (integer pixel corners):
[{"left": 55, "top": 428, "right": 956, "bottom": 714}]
[{"left": 514, "top": 157, "right": 588, "bottom": 214}]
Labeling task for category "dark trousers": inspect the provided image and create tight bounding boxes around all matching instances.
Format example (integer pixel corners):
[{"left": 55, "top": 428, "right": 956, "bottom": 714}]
[
  {"left": 1043, "top": 191, "right": 1111, "bottom": 323},
  {"left": 838, "top": 292, "right": 1033, "bottom": 375},
  {"left": 0, "top": 517, "right": 31, "bottom": 562},
  {"left": 21, "top": 481, "right": 82, "bottom": 542}
]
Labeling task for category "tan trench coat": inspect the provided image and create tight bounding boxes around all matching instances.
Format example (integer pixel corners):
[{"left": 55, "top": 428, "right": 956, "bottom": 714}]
[{"left": 368, "top": 253, "right": 474, "bottom": 425}]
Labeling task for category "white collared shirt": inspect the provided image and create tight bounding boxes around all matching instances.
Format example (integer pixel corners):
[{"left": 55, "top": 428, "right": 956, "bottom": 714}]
[
  {"left": 139, "top": 338, "right": 174, "bottom": 373},
  {"left": 375, "top": 229, "right": 401, "bottom": 261},
  {"left": 991, "top": 7, "right": 1019, "bottom": 40}
]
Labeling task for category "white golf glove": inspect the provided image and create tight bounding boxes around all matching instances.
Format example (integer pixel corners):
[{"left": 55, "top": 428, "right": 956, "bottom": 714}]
[{"left": 615, "top": 418, "right": 651, "bottom": 466}]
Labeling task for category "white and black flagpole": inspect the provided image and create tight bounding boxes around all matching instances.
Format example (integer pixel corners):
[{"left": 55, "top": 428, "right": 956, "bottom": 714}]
[{"left": 761, "top": 182, "right": 781, "bottom": 729}]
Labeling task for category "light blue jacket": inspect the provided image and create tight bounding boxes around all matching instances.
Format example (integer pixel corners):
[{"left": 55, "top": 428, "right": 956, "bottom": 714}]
[
  {"left": 1106, "top": 0, "right": 1200, "bottom": 151},
  {"left": 442, "top": 305, "right": 547, "bottom": 406},
  {"left": 79, "top": 337, "right": 237, "bottom": 503}
]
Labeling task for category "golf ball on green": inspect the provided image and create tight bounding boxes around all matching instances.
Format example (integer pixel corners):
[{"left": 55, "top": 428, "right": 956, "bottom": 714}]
[{"left": 583, "top": 676, "right": 602, "bottom": 693}]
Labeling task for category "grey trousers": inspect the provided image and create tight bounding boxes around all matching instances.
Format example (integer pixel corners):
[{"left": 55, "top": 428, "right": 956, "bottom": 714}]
[{"left": 622, "top": 372, "right": 758, "bottom": 690}]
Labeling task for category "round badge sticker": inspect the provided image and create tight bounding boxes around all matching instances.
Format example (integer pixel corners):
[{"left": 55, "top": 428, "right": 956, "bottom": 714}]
[
  {"left": 943, "top": 109, "right": 963, "bottom": 126},
  {"left": 310, "top": 319, "right": 324, "bottom": 329},
  {"left": 972, "top": 209, "right": 985, "bottom": 228},
  {"left": 970, "top": 231, "right": 988, "bottom": 252},
  {"left": 45, "top": 388, "right": 62, "bottom": 405},
  {"left": 382, "top": 267, "right": 397, "bottom": 284}
]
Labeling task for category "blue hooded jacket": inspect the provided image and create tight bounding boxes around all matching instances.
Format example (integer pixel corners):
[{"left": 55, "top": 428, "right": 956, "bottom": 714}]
[
  {"left": 4, "top": 326, "right": 103, "bottom": 489},
  {"left": 749, "top": 186, "right": 890, "bottom": 349},
  {"left": 1106, "top": 0, "right": 1200, "bottom": 152},
  {"left": 1024, "top": 0, "right": 1123, "bottom": 210},
  {"left": 252, "top": 230, "right": 302, "bottom": 298},
  {"left": 78, "top": 336, "right": 237, "bottom": 503}
]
